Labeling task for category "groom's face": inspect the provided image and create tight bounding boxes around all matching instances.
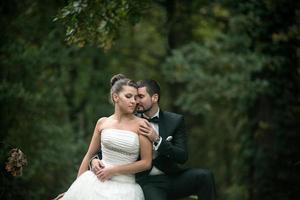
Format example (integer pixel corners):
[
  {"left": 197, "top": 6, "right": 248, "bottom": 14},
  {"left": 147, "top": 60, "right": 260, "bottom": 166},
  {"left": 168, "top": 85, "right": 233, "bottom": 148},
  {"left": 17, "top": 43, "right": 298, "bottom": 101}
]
[{"left": 136, "top": 87, "right": 153, "bottom": 113}]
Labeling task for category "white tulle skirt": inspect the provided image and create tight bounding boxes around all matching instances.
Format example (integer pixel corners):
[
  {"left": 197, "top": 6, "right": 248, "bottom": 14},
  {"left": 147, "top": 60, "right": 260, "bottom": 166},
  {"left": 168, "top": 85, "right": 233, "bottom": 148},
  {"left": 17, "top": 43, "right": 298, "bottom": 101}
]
[{"left": 62, "top": 171, "right": 144, "bottom": 200}]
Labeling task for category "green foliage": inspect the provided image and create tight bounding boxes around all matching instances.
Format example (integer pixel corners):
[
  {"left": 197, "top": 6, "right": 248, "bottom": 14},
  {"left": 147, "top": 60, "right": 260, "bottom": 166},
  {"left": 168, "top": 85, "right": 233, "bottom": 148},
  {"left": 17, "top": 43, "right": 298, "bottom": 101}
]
[
  {"left": 236, "top": 1, "right": 300, "bottom": 199},
  {"left": 1, "top": 1, "right": 110, "bottom": 199},
  {"left": 0, "top": 70, "right": 76, "bottom": 199},
  {"left": 223, "top": 184, "right": 249, "bottom": 200},
  {"left": 163, "top": 39, "right": 268, "bottom": 114},
  {"left": 1, "top": 0, "right": 298, "bottom": 200},
  {"left": 161, "top": 1, "right": 299, "bottom": 199},
  {"left": 55, "top": 0, "right": 151, "bottom": 49}
]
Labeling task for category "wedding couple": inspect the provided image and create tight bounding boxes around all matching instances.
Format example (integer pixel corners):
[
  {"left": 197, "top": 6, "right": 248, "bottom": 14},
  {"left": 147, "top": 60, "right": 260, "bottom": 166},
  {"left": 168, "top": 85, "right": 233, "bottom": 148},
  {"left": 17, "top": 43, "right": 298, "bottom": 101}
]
[{"left": 59, "top": 74, "right": 216, "bottom": 200}]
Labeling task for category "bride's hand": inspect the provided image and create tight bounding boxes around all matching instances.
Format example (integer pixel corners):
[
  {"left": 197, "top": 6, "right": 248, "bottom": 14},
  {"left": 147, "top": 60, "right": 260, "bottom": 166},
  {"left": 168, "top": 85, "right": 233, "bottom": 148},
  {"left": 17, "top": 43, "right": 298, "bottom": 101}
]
[
  {"left": 97, "top": 166, "right": 115, "bottom": 182},
  {"left": 91, "top": 159, "right": 105, "bottom": 174}
]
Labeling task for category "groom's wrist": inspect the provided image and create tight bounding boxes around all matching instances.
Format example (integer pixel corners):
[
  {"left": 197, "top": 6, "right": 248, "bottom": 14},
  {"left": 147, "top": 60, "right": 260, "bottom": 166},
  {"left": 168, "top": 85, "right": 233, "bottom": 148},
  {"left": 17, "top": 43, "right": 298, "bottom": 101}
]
[
  {"left": 154, "top": 135, "right": 160, "bottom": 143},
  {"left": 153, "top": 136, "right": 162, "bottom": 150}
]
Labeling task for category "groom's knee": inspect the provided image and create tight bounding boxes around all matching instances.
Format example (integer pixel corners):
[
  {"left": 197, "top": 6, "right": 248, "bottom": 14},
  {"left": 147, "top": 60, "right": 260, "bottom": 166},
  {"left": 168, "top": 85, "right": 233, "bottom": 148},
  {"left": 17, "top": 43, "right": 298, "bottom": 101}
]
[
  {"left": 142, "top": 185, "right": 167, "bottom": 200},
  {"left": 195, "top": 169, "right": 215, "bottom": 184},
  {"left": 184, "top": 168, "right": 215, "bottom": 188}
]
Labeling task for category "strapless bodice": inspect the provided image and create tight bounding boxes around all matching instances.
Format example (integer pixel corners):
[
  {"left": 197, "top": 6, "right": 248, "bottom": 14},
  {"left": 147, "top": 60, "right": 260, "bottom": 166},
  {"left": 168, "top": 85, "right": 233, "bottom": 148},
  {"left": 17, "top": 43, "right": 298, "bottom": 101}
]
[{"left": 101, "top": 129, "right": 140, "bottom": 183}]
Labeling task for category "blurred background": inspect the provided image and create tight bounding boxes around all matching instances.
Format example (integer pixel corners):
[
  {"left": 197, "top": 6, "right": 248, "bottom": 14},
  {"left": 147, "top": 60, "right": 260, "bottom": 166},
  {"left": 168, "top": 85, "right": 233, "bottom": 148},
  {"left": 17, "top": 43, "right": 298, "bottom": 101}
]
[{"left": 1, "top": 0, "right": 299, "bottom": 199}]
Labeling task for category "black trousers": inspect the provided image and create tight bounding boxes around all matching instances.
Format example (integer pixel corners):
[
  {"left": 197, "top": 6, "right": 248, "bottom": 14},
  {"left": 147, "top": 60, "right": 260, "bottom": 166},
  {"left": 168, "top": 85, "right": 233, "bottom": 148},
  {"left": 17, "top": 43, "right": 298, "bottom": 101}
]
[
  {"left": 137, "top": 174, "right": 170, "bottom": 200},
  {"left": 137, "top": 168, "right": 217, "bottom": 200}
]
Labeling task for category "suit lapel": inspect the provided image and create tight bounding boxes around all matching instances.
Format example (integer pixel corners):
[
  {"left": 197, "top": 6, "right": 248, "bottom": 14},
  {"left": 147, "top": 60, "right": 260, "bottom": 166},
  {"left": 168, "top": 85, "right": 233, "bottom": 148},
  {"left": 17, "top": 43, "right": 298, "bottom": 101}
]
[{"left": 158, "top": 111, "right": 168, "bottom": 139}]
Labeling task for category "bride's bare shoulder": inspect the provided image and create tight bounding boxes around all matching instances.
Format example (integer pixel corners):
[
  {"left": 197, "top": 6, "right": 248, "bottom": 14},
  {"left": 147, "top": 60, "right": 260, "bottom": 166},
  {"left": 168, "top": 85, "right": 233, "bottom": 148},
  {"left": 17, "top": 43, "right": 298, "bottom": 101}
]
[
  {"left": 133, "top": 115, "right": 144, "bottom": 123},
  {"left": 134, "top": 116, "right": 148, "bottom": 129},
  {"left": 97, "top": 117, "right": 108, "bottom": 125},
  {"left": 95, "top": 117, "right": 110, "bottom": 132}
]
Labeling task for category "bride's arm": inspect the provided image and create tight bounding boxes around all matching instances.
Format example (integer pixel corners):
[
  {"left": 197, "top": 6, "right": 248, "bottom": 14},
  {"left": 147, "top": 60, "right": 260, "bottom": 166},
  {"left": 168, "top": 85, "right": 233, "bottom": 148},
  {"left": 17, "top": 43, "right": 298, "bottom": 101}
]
[
  {"left": 77, "top": 117, "right": 106, "bottom": 177},
  {"left": 97, "top": 133, "right": 152, "bottom": 181}
]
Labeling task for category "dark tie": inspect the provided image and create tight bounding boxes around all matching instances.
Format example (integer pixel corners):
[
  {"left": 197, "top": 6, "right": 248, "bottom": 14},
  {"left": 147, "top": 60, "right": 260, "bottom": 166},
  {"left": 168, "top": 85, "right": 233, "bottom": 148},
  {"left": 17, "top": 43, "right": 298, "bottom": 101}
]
[{"left": 146, "top": 116, "right": 159, "bottom": 123}]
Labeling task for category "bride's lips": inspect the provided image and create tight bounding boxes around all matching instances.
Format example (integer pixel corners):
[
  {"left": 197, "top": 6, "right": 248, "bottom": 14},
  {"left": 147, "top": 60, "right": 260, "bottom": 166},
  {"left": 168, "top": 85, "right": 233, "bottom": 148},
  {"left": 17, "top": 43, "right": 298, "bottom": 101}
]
[{"left": 128, "top": 105, "right": 135, "bottom": 109}]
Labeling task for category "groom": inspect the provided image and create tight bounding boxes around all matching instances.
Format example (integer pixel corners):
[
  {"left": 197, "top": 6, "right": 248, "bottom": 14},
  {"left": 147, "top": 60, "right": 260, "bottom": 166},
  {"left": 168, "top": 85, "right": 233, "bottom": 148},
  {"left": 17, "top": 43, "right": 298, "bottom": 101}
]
[{"left": 92, "top": 79, "right": 216, "bottom": 200}]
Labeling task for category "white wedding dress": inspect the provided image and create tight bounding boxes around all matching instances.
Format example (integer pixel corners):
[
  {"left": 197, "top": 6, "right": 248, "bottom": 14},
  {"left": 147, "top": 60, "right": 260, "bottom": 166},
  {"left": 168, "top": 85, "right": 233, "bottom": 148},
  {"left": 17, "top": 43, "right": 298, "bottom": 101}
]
[{"left": 62, "top": 128, "right": 144, "bottom": 200}]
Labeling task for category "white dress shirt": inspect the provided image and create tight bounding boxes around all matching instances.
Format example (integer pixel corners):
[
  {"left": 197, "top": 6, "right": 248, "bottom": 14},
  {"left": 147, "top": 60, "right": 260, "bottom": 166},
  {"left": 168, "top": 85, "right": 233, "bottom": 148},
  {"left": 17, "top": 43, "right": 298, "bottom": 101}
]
[{"left": 143, "top": 109, "right": 164, "bottom": 175}]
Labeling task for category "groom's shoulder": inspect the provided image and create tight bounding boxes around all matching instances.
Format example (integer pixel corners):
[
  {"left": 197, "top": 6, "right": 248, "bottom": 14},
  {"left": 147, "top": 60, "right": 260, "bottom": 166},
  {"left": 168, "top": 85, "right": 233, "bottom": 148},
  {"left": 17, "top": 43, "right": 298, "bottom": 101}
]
[{"left": 162, "top": 110, "right": 183, "bottom": 120}]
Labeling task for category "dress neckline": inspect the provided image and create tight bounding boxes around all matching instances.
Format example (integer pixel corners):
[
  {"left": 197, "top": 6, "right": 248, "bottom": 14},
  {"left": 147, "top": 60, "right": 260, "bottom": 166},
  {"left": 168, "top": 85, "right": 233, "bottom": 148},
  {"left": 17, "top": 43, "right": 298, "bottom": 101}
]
[{"left": 102, "top": 128, "right": 138, "bottom": 136}]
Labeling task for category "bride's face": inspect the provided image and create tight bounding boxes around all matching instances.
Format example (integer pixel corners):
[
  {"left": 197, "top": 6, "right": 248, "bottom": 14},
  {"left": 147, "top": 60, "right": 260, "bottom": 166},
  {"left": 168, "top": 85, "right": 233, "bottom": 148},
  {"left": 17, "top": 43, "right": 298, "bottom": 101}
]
[{"left": 114, "top": 86, "right": 138, "bottom": 114}]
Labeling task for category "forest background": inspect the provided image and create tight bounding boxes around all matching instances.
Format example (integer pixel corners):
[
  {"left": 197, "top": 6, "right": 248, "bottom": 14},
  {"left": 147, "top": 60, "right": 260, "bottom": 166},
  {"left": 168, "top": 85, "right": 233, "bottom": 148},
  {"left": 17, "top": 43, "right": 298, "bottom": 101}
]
[{"left": 1, "top": 0, "right": 299, "bottom": 200}]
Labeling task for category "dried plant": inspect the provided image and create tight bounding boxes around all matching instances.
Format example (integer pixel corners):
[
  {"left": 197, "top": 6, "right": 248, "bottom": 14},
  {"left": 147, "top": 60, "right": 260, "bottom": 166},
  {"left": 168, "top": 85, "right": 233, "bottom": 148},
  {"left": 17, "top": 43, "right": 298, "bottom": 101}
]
[{"left": 5, "top": 148, "right": 27, "bottom": 177}]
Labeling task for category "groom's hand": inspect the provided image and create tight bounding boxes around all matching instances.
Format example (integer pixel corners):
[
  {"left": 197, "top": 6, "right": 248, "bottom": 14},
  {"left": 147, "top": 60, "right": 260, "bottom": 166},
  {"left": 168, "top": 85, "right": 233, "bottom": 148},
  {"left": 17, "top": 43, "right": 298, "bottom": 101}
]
[
  {"left": 138, "top": 120, "right": 159, "bottom": 142},
  {"left": 91, "top": 159, "right": 105, "bottom": 175}
]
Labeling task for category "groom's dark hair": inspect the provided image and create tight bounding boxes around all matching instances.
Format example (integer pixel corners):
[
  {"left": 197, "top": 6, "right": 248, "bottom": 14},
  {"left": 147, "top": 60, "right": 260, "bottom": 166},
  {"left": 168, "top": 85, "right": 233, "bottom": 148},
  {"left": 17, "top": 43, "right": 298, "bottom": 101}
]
[{"left": 137, "top": 80, "right": 161, "bottom": 102}]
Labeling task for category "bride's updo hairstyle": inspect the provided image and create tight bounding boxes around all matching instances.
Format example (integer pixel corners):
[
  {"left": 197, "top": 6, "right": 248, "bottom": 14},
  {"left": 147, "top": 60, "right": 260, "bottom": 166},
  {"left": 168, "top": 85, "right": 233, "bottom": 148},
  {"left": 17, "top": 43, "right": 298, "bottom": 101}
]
[{"left": 110, "top": 74, "right": 137, "bottom": 104}]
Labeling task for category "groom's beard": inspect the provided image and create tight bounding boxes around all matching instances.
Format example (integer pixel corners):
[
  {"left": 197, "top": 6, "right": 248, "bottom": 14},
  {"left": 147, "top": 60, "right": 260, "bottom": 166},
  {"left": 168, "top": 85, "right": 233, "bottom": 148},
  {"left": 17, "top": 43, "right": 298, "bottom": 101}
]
[{"left": 136, "top": 104, "right": 153, "bottom": 114}]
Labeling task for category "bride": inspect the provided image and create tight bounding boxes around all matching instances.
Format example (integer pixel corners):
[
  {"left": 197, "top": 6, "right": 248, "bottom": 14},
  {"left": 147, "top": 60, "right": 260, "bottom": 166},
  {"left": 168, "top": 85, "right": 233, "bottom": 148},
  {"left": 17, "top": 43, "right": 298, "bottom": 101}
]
[{"left": 60, "top": 74, "right": 152, "bottom": 200}]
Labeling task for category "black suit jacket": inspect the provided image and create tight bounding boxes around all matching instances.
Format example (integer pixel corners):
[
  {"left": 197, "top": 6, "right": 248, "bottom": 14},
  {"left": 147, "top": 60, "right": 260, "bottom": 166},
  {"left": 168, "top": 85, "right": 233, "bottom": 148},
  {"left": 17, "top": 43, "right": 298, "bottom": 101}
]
[{"left": 137, "top": 110, "right": 188, "bottom": 178}]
